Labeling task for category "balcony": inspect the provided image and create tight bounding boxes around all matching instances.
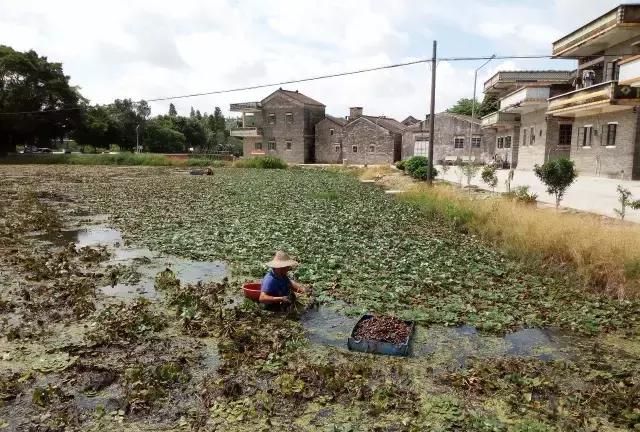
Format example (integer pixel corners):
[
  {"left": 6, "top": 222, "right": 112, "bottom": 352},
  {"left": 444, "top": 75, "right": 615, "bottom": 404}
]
[
  {"left": 499, "top": 87, "right": 550, "bottom": 113},
  {"left": 552, "top": 4, "right": 640, "bottom": 57},
  {"left": 481, "top": 111, "right": 520, "bottom": 129},
  {"left": 484, "top": 71, "right": 573, "bottom": 95},
  {"left": 619, "top": 56, "right": 640, "bottom": 87},
  {"left": 230, "top": 102, "right": 262, "bottom": 112},
  {"left": 547, "top": 81, "right": 640, "bottom": 117},
  {"left": 230, "top": 127, "right": 263, "bottom": 138}
]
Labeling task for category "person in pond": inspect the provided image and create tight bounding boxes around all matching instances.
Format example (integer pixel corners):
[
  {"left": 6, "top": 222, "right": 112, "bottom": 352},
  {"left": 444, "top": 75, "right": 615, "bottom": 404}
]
[{"left": 259, "top": 251, "right": 308, "bottom": 311}]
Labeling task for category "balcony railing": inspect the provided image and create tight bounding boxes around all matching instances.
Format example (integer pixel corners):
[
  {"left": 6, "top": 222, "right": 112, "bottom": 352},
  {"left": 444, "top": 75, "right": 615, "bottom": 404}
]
[
  {"left": 547, "top": 81, "right": 640, "bottom": 116},
  {"left": 480, "top": 111, "right": 520, "bottom": 128},
  {"left": 230, "top": 102, "right": 262, "bottom": 112},
  {"left": 230, "top": 127, "right": 263, "bottom": 138},
  {"left": 619, "top": 56, "right": 640, "bottom": 86},
  {"left": 500, "top": 87, "right": 550, "bottom": 112}
]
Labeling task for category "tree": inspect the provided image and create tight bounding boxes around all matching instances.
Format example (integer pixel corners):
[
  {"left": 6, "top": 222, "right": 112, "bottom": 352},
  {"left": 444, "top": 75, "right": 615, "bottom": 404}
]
[
  {"left": 72, "top": 105, "right": 119, "bottom": 149},
  {"left": 446, "top": 94, "right": 500, "bottom": 119},
  {"left": 168, "top": 103, "right": 177, "bottom": 117},
  {"left": 481, "top": 165, "right": 498, "bottom": 192},
  {"left": 533, "top": 158, "right": 578, "bottom": 209},
  {"left": 144, "top": 120, "right": 186, "bottom": 153},
  {"left": 462, "top": 163, "right": 481, "bottom": 191},
  {"left": 614, "top": 185, "right": 640, "bottom": 221},
  {"left": 190, "top": 107, "right": 196, "bottom": 118},
  {"left": 478, "top": 94, "right": 499, "bottom": 117},
  {"left": 447, "top": 98, "right": 477, "bottom": 117},
  {"left": 0, "top": 45, "right": 84, "bottom": 155}
]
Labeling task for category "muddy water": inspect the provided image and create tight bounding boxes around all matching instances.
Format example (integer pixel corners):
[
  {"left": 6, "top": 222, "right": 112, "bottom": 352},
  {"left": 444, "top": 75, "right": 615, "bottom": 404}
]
[
  {"left": 301, "top": 307, "right": 578, "bottom": 365},
  {"left": 33, "top": 222, "right": 227, "bottom": 299}
]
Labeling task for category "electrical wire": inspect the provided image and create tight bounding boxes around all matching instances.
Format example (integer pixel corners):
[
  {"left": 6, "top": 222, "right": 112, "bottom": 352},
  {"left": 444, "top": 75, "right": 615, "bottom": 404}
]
[{"left": 0, "top": 52, "right": 638, "bottom": 114}]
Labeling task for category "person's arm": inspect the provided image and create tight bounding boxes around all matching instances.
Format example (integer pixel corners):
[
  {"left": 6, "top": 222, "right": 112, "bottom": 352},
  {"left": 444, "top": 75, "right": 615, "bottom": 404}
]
[
  {"left": 290, "top": 280, "right": 309, "bottom": 294},
  {"left": 259, "top": 291, "right": 290, "bottom": 304}
]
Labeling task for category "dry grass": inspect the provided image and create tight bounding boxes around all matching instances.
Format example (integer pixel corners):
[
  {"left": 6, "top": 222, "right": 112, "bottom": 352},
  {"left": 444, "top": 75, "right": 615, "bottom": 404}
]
[{"left": 401, "top": 184, "right": 640, "bottom": 298}]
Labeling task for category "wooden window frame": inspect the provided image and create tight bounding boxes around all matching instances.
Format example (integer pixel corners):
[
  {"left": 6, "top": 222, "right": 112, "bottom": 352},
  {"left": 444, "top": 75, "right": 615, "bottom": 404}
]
[
  {"left": 504, "top": 136, "right": 512, "bottom": 149},
  {"left": 254, "top": 142, "right": 263, "bottom": 150},
  {"left": 471, "top": 136, "right": 481, "bottom": 148},
  {"left": 285, "top": 112, "right": 293, "bottom": 125},
  {"left": 454, "top": 136, "right": 464, "bottom": 149},
  {"left": 268, "top": 140, "right": 276, "bottom": 151},
  {"left": 558, "top": 123, "right": 572, "bottom": 146},
  {"left": 268, "top": 113, "right": 276, "bottom": 125},
  {"left": 352, "top": 145, "right": 358, "bottom": 153},
  {"left": 285, "top": 140, "right": 292, "bottom": 151},
  {"left": 605, "top": 122, "right": 617, "bottom": 147}
]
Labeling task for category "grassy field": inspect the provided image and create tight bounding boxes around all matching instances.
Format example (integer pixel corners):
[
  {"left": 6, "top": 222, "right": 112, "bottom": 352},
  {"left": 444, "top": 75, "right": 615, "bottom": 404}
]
[
  {"left": 0, "top": 153, "right": 225, "bottom": 167},
  {"left": 1, "top": 165, "right": 639, "bottom": 431}
]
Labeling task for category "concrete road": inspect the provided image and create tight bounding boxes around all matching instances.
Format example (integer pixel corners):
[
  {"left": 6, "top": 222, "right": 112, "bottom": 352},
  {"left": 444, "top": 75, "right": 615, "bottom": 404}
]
[{"left": 437, "top": 166, "right": 640, "bottom": 223}]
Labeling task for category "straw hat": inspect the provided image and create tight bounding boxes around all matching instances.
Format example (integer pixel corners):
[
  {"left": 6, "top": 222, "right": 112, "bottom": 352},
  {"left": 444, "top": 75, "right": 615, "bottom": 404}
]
[{"left": 266, "top": 250, "right": 299, "bottom": 269}]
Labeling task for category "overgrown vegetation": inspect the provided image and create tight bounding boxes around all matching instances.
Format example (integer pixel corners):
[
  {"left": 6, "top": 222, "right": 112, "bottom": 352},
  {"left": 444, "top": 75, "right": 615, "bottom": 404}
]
[
  {"left": 615, "top": 184, "right": 640, "bottom": 221},
  {"left": 402, "top": 184, "right": 640, "bottom": 298},
  {"left": 402, "top": 156, "right": 438, "bottom": 180},
  {"left": 0, "top": 153, "right": 226, "bottom": 167},
  {"left": 480, "top": 165, "right": 498, "bottom": 191},
  {"left": 233, "top": 156, "right": 288, "bottom": 169}
]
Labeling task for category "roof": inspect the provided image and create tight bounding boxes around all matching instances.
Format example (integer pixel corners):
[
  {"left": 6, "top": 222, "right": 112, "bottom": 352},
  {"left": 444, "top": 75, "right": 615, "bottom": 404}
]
[
  {"left": 267, "top": 88, "right": 325, "bottom": 107},
  {"left": 325, "top": 114, "right": 347, "bottom": 126},
  {"left": 406, "top": 112, "right": 480, "bottom": 131},
  {"left": 401, "top": 115, "right": 421, "bottom": 126},
  {"left": 358, "top": 115, "right": 406, "bottom": 133},
  {"left": 484, "top": 70, "right": 574, "bottom": 94}
]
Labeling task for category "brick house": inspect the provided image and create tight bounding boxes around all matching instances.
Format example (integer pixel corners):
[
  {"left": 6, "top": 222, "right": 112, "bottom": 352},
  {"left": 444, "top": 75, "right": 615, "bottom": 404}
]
[
  {"left": 315, "top": 107, "right": 404, "bottom": 164},
  {"left": 230, "top": 88, "right": 325, "bottom": 163},
  {"left": 315, "top": 115, "right": 347, "bottom": 164},
  {"left": 401, "top": 112, "right": 495, "bottom": 164},
  {"left": 480, "top": 71, "right": 574, "bottom": 169},
  {"left": 546, "top": 4, "right": 640, "bottom": 180}
]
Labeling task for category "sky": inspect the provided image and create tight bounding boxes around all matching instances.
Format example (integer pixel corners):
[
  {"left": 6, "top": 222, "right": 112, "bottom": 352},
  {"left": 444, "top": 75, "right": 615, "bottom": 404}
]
[{"left": 0, "top": 0, "right": 625, "bottom": 120}]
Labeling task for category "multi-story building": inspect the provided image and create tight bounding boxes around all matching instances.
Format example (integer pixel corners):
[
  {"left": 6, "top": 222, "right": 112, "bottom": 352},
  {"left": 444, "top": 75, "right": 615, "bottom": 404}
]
[
  {"left": 481, "top": 71, "right": 574, "bottom": 169},
  {"left": 315, "top": 115, "right": 347, "bottom": 164},
  {"left": 402, "top": 112, "right": 495, "bottom": 164},
  {"left": 315, "top": 107, "right": 404, "bottom": 164},
  {"left": 230, "top": 88, "right": 325, "bottom": 164},
  {"left": 547, "top": 4, "right": 640, "bottom": 180}
]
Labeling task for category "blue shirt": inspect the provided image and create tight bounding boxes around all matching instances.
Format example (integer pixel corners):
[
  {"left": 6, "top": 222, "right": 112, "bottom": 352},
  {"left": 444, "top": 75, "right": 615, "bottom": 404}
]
[{"left": 261, "top": 270, "right": 292, "bottom": 297}]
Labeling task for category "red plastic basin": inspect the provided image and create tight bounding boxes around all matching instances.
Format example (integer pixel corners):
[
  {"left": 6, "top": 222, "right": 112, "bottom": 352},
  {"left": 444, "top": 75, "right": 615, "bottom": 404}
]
[{"left": 242, "top": 282, "right": 262, "bottom": 302}]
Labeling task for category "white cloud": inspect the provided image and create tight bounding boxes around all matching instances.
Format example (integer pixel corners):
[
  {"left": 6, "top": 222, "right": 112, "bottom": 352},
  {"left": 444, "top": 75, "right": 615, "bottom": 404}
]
[{"left": 0, "top": 0, "right": 618, "bottom": 120}]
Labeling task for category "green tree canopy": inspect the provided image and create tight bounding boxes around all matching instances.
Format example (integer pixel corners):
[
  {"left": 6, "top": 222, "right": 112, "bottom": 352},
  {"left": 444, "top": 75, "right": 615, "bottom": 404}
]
[
  {"left": 168, "top": 103, "right": 177, "bottom": 117},
  {"left": 0, "top": 45, "right": 84, "bottom": 155},
  {"left": 446, "top": 94, "right": 501, "bottom": 118}
]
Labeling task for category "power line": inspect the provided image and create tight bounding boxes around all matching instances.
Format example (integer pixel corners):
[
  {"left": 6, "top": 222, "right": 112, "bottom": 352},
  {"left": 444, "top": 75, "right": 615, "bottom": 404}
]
[{"left": 0, "top": 52, "right": 638, "bottom": 114}]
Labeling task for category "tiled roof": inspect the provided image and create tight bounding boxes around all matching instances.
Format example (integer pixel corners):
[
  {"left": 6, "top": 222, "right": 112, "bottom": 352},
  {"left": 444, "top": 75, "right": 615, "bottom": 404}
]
[
  {"left": 325, "top": 114, "right": 348, "bottom": 126},
  {"left": 360, "top": 115, "right": 406, "bottom": 133},
  {"left": 401, "top": 115, "right": 420, "bottom": 126},
  {"left": 278, "top": 89, "right": 325, "bottom": 106}
]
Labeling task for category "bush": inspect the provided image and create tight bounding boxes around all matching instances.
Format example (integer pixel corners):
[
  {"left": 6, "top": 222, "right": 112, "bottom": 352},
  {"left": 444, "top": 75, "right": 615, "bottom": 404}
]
[
  {"left": 480, "top": 165, "right": 498, "bottom": 191},
  {"left": 234, "top": 156, "right": 287, "bottom": 169},
  {"left": 508, "top": 186, "right": 538, "bottom": 204},
  {"left": 395, "top": 160, "right": 406, "bottom": 171},
  {"left": 404, "top": 156, "right": 438, "bottom": 180},
  {"left": 533, "top": 158, "right": 577, "bottom": 209}
]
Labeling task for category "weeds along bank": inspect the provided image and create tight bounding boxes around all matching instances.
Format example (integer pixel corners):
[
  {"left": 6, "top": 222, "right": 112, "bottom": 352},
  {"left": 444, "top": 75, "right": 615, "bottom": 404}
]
[
  {"left": 400, "top": 184, "right": 640, "bottom": 298},
  {"left": 0, "top": 153, "right": 226, "bottom": 167}
]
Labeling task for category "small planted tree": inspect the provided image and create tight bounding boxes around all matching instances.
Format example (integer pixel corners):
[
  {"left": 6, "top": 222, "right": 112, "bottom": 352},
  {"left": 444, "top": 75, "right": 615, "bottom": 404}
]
[
  {"left": 455, "top": 163, "right": 465, "bottom": 187},
  {"left": 462, "top": 163, "right": 481, "bottom": 191},
  {"left": 533, "top": 158, "right": 577, "bottom": 210},
  {"left": 481, "top": 165, "right": 498, "bottom": 192},
  {"left": 614, "top": 185, "right": 640, "bottom": 220},
  {"left": 504, "top": 168, "right": 515, "bottom": 193}
]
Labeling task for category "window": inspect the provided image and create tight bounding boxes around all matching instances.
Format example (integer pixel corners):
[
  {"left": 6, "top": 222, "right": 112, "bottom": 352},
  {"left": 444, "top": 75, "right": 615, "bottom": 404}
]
[
  {"left": 268, "top": 113, "right": 276, "bottom": 125},
  {"left": 330, "top": 128, "right": 335, "bottom": 136},
  {"left": 504, "top": 136, "right": 512, "bottom": 149},
  {"left": 523, "top": 129, "right": 528, "bottom": 147},
  {"left": 352, "top": 145, "right": 358, "bottom": 153},
  {"left": 530, "top": 127, "right": 535, "bottom": 145},
  {"left": 267, "top": 140, "right": 276, "bottom": 151},
  {"left": 414, "top": 136, "right": 429, "bottom": 157},
  {"left": 369, "top": 144, "right": 375, "bottom": 153},
  {"left": 334, "top": 144, "right": 341, "bottom": 153},
  {"left": 497, "top": 137, "right": 504, "bottom": 149},
  {"left": 559, "top": 124, "right": 572, "bottom": 146},
  {"left": 582, "top": 126, "right": 592, "bottom": 147},
  {"left": 454, "top": 137, "right": 464, "bottom": 149},
  {"left": 606, "top": 123, "right": 617, "bottom": 146},
  {"left": 285, "top": 140, "right": 292, "bottom": 151},
  {"left": 254, "top": 142, "right": 263, "bottom": 150},
  {"left": 285, "top": 113, "right": 293, "bottom": 124},
  {"left": 471, "top": 136, "right": 481, "bottom": 148}
]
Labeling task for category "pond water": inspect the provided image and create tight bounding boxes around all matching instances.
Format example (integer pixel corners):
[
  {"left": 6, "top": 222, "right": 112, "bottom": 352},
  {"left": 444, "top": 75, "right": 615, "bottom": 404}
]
[
  {"left": 301, "top": 307, "right": 578, "bottom": 365},
  {"left": 32, "top": 223, "right": 227, "bottom": 299}
]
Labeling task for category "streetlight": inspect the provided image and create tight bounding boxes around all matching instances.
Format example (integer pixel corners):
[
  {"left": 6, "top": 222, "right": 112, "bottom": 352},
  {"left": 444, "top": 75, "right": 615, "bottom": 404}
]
[
  {"left": 468, "top": 54, "right": 496, "bottom": 164},
  {"left": 136, "top": 124, "right": 140, "bottom": 153}
]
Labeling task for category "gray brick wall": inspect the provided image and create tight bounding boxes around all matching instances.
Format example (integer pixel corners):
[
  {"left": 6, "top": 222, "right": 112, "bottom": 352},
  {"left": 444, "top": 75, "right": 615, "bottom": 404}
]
[
  {"left": 570, "top": 109, "right": 639, "bottom": 180},
  {"left": 342, "top": 118, "right": 398, "bottom": 164},
  {"left": 315, "top": 118, "right": 345, "bottom": 163},
  {"left": 402, "top": 114, "right": 494, "bottom": 163},
  {"left": 517, "top": 109, "right": 547, "bottom": 170}
]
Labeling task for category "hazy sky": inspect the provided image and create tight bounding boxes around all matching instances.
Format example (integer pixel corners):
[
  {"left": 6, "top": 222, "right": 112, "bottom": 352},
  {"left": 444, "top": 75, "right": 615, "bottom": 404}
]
[{"left": 0, "top": 0, "right": 623, "bottom": 120}]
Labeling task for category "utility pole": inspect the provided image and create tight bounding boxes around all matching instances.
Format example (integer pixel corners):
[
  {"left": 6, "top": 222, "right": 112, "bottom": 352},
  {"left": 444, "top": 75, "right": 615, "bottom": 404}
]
[
  {"left": 468, "top": 55, "right": 495, "bottom": 166},
  {"left": 427, "top": 40, "right": 437, "bottom": 185},
  {"left": 136, "top": 124, "right": 140, "bottom": 153}
]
